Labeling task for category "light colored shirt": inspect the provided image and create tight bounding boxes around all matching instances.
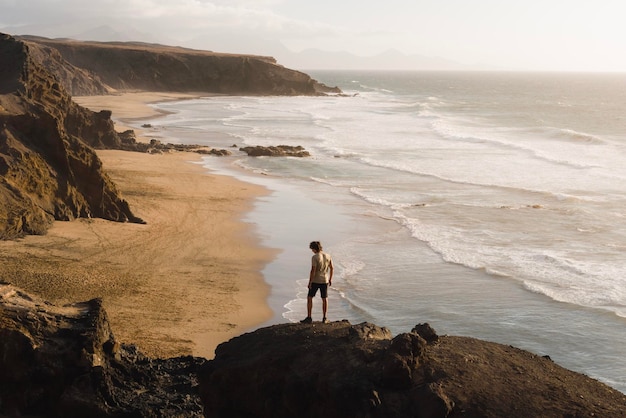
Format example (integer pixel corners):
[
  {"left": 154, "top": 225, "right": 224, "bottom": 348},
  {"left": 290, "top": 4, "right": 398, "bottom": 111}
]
[{"left": 311, "top": 251, "right": 332, "bottom": 284}]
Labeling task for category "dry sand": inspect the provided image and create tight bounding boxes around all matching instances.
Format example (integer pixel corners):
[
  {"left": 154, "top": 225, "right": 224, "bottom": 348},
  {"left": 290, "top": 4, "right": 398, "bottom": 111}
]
[{"left": 0, "top": 92, "right": 275, "bottom": 359}]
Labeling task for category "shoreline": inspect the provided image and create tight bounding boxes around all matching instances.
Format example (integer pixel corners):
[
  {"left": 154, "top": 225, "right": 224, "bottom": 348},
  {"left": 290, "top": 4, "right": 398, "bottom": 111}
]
[
  {"left": 0, "top": 92, "right": 276, "bottom": 359},
  {"left": 74, "top": 91, "right": 207, "bottom": 138},
  {"left": 137, "top": 90, "right": 626, "bottom": 395}
]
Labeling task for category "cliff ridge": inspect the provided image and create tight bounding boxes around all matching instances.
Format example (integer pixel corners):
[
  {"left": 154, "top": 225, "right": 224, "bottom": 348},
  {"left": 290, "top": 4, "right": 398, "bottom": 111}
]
[{"left": 18, "top": 35, "right": 341, "bottom": 96}]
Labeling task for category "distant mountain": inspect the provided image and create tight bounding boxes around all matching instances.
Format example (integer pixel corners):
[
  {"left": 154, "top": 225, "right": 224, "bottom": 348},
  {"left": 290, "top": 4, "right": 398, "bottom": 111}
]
[
  {"left": 71, "top": 24, "right": 162, "bottom": 44},
  {"left": 184, "top": 34, "right": 470, "bottom": 71},
  {"left": 277, "top": 48, "right": 470, "bottom": 71}
]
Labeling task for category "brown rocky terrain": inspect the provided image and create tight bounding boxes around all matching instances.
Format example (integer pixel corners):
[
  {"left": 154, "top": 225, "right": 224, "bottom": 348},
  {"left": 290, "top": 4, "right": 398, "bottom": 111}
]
[
  {"left": 0, "top": 283, "right": 206, "bottom": 417},
  {"left": 0, "top": 33, "right": 143, "bottom": 239},
  {"left": 23, "top": 38, "right": 110, "bottom": 96},
  {"left": 201, "top": 321, "right": 626, "bottom": 418},
  {"left": 3, "top": 284, "right": 625, "bottom": 417},
  {"left": 17, "top": 35, "right": 341, "bottom": 96}
]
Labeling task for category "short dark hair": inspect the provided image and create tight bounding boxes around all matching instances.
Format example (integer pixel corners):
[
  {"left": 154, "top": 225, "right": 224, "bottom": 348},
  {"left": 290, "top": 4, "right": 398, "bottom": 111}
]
[{"left": 309, "top": 241, "right": 322, "bottom": 251}]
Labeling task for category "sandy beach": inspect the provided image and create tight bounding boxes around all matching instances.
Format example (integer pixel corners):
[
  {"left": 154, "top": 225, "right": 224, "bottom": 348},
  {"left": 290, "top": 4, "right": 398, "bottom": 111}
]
[
  {"left": 74, "top": 91, "right": 204, "bottom": 132},
  {"left": 0, "top": 92, "right": 275, "bottom": 359}
]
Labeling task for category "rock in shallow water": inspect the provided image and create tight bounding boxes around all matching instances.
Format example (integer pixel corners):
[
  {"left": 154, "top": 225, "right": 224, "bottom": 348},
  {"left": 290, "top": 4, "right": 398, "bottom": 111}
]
[{"left": 239, "top": 145, "right": 311, "bottom": 157}]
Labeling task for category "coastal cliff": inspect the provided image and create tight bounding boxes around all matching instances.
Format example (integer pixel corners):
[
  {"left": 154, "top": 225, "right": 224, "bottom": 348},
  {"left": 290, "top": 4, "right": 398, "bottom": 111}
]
[
  {"left": 2, "top": 284, "right": 625, "bottom": 417},
  {"left": 2, "top": 31, "right": 625, "bottom": 418},
  {"left": 18, "top": 35, "right": 341, "bottom": 96},
  {"left": 0, "top": 32, "right": 339, "bottom": 238},
  {"left": 0, "top": 33, "right": 142, "bottom": 239}
]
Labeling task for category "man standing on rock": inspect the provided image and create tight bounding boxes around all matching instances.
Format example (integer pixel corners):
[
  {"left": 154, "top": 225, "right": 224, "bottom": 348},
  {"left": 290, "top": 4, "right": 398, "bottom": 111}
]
[{"left": 301, "top": 241, "right": 334, "bottom": 324}]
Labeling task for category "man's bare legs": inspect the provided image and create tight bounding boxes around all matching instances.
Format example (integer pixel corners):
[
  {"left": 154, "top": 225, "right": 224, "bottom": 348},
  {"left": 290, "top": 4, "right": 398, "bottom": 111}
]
[
  {"left": 307, "top": 296, "right": 313, "bottom": 318},
  {"left": 303, "top": 296, "right": 328, "bottom": 323}
]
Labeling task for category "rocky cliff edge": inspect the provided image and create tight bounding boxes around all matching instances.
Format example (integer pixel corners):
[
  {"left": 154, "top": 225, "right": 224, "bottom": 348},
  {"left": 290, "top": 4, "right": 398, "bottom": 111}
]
[
  {"left": 2, "top": 283, "right": 625, "bottom": 417},
  {"left": 199, "top": 321, "right": 626, "bottom": 418}
]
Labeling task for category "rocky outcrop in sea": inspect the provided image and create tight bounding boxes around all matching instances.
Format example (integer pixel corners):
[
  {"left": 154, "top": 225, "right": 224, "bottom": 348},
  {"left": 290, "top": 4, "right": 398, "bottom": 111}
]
[{"left": 239, "top": 144, "right": 311, "bottom": 157}]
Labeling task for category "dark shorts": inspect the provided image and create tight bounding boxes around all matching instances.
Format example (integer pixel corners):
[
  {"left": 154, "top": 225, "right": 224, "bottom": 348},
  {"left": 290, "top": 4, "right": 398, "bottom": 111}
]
[{"left": 308, "top": 283, "right": 328, "bottom": 298}]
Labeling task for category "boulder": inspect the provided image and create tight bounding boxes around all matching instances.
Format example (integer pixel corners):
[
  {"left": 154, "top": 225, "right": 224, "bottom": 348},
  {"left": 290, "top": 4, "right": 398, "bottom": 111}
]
[
  {"left": 195, "top": 148, "right": 232, "bottom": 156},
  {"left": 239, "top": 145, "right": 311, "bottom": 157}
]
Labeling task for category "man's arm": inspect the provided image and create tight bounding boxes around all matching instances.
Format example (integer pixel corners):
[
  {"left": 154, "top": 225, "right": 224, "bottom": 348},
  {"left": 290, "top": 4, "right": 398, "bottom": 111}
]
[
  {"left": 328, "top": 259, "right": 334, "bottom": 286},
  {"left": 309, "top": 265, "right": 315, "bottom": 288}
]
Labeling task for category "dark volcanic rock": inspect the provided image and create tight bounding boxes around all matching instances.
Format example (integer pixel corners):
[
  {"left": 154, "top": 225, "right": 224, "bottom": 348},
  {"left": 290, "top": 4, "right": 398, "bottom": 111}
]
[
  {"left": 239, "top": 144, "right": 311, "bottom": 157},
  {"left": 0, "top": 33, "right": 143, "bottom": 239},
  {"left": 0, "top": 283, "right": 206, "bottom": 417},
  {"left": 2, "top": 283, "right": 626, "bottom": 418},
  {"left": 18, "top": 35, "right": 341, "bottom": 96},
  {"left": 198, "top": 321, "right": 626, "bottom": 418},
  {"left": 197, "top": 148, "right": 232, "bottom": 156}
]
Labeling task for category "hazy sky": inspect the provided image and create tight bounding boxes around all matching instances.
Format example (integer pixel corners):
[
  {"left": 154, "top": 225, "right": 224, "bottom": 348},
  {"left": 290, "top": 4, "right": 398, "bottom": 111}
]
[{"left": 1, "top": 0, "right": 625, "bottom": 71}]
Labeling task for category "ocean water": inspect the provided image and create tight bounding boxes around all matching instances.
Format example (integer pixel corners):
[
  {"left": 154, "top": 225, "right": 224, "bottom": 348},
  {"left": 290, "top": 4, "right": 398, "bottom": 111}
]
[{"left": 143, "top": 71, "right": 626, "bottom": 392}]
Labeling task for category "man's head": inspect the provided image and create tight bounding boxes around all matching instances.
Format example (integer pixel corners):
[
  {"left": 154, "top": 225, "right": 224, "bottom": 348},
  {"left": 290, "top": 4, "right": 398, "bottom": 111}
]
[{"left": 309, "top": 241, "right": 322, "bottom": 252}]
